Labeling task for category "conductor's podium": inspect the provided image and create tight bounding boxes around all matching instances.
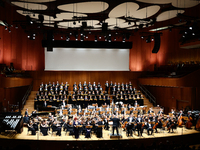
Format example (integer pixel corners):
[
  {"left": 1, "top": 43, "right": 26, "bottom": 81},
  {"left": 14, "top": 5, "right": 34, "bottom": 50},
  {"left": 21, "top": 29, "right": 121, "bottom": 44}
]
[{"left": 109, "top": 133, "right": 122, "bottom": 139}]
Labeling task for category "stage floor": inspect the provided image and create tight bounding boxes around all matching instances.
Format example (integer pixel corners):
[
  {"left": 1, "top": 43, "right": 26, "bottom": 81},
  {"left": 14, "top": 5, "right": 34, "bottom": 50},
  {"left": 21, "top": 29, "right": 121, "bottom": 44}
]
[{"left": 0, "top": 126, "right": 199, "bottom": 141}]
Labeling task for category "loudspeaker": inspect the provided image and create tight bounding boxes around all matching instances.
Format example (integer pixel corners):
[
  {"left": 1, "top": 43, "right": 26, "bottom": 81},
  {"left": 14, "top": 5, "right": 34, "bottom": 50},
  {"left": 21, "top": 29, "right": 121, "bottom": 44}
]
[
  {"left": 102, "top": 23, "right": 108, "bottom": 32},
  {"left": 47, "top": 31, "right": 53, "bottom": 52},
  {"left": 152, "top": 33, "right": 161, "bottom": 53}
]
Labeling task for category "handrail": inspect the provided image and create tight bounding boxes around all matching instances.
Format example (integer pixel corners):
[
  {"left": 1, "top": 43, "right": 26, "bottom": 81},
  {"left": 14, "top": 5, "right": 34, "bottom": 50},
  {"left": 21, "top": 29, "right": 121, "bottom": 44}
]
[
  {"left": 21, "top": 81, "right": 33, "bottom": 110},
  {"left": 138, "top": 83, "right": 156, "bottom": 106}
]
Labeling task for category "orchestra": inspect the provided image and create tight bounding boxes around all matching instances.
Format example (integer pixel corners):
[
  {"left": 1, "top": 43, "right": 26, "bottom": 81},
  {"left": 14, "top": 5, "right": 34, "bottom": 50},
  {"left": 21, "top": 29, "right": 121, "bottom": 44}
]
[{"left": 23, "top": 81, "right": 200, "bottom": 139}]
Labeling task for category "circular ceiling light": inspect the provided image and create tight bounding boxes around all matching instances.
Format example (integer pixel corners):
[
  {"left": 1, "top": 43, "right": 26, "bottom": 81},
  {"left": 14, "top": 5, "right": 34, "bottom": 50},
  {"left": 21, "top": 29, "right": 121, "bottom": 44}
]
[
  {"left": 11, "top": 2, "right": 47, "bottom": 10},
  {"left": 156, "top": 10, "right": 185, "bottom": 22},
  {"left": 58, "top": 1, "right": 109, "bottom": 13}
]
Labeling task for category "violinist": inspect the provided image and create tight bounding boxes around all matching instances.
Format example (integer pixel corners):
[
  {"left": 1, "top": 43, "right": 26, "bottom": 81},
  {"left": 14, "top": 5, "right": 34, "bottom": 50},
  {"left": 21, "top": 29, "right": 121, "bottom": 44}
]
[
  {"left": 103, "top": 116, "right": 110, "bottom": 130},
  {"left": 40, "top": 120, "right": 49, "bottom": 136},
  {"left": 28, "top": 120, "right": 36, "bottom": 135},
  {"left": 136, "top": 115, "right": 143, "bottom": 136},
  {"left": 126, "top": 114, "right": 134, "bottom": 137},
  {"left": 52, "top": 120, "right": 62, "bottom": 136}
]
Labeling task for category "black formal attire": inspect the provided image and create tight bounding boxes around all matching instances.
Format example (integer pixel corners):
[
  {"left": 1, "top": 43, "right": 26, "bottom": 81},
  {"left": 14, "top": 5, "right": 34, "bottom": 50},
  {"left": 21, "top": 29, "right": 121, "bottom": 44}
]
[
  {"left": 110, "top": 117, "right": 120, "bottom": 135},
  {"left": 147, "top": 123, "right": 153, "bottom": 135},
  {"left": 73, "top": 121, "right": 81, "bottom": 139},
  {"left": 136, "top": 117, "right": 143, "bottom": 136},
  {"left": 126, "top": 117, "right": 134, "bottom": 136},
  {"left": 96, "top": 121, "right": 103, "bottom": 138},
  {"left": 52, "top": 123, "right": 62, "bottom": 136},
  {"left": 28, "top": 123, "right": 36, "bottom": 135}
]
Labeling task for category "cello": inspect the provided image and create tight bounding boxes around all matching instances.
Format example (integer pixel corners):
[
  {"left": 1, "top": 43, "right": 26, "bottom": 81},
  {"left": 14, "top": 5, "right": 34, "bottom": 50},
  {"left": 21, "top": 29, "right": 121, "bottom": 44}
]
[
  {"left": 177, "top": 115, "right": 183, "bottom": 127},
  {"left": 185, "top": 116, "right": 193, "bottom": 129}
]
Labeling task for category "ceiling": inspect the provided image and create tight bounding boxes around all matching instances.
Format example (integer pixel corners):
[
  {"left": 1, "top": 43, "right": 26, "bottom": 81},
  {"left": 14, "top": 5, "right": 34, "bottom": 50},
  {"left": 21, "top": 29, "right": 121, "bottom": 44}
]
[{"left": 3, "top": 0, "right": 200, "bottom": 40}]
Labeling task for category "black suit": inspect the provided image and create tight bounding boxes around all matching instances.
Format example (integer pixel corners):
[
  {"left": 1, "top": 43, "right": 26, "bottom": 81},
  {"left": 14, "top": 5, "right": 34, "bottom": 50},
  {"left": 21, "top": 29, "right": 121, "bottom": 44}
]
[{"left": 110, "top": 117, "right": 120, "bottom": 135}]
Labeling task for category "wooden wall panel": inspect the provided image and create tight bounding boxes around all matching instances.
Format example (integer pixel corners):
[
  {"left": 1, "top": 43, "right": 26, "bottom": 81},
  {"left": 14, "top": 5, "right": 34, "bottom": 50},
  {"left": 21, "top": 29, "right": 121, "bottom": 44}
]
[
  {"left": 145, "top": 86, "right": 198, "bottom": 113},
  {"left": 28, "top": 71, "right": 142, "bottom": 91},
  {"left": 1, "top": 77, "right": 32, "bottom": 88}
]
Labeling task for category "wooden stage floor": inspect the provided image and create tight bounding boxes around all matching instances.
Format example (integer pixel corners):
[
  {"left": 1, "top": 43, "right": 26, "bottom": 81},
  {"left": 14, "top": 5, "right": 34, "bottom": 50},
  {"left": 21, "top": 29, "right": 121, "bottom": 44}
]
[{"left": 0, "top": 126, "right": 199, "bottom": 141}]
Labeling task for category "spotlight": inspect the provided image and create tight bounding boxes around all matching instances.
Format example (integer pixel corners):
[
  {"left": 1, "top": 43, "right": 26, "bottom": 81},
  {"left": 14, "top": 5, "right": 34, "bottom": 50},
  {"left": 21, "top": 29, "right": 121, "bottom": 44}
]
[
  {"left": 95, "top": 36, "right": 97, "bottom": 42},
  {"left": 146, "top": 36, "right": 151, "bottom": 43},
  {"left": 185, "top": 31, "right": 187, "bottom": 34},
  {"left": 30, "top": 21, "right": 33, "bottom": 24},
  {"left": 122, "top": 37, "right": 125, "bottom": 42},
  {"left": 182, "top": 35, "right": 185, "bottom": 38},
  {"left": 192, "top": 33, "right": 195, "bottom": 36},
  {"left": 33, "top": 33, "right": 36, "bottom": 36},
  {"left": 80, "top": 36, "right": 84, "bottom": 42},
  {"left": 27, "top": 35, "right": 30, "bottom": 38},
  {"left": 141, "top": 36, "right": 144, "bottom": 39},
  {"left": 70, "top": 32, "right": 72, "bottom": 35},
  {"left": 33, "top": 36, "right": 35, "bottom": 40},
  {"left": 99, "top": 36, "right": 101, "bottom": 39},
  {"left": 86, "top": 35, "right": 88, "bottom": 39},
  {"left": 61, "top": 36, "right": 63, "bottom": 39},
  {"left": 109, "top": 33, "right": 111, "bottom": 36},
  {"left": 151, "top": 38, "right": 154, "bottom": 41},
  {"left": 189, "top": 26, "right": 192, "bottom": 30}
]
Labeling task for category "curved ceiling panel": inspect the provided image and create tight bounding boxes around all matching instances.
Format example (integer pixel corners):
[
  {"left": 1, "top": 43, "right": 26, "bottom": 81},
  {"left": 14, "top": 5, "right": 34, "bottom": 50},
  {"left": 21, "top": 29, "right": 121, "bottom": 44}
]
[
  {"left": 16, "top": 10, "right": 62, "bottom": 21},
  {"left": 11, "top": 2, "right": 47, "bottom": 10},
  {"left": 56, "top": 13, "right": 87, "bottom": 20},
  {"left": 108, "top": 2, "right": 139, "bottom": 18},
  {"left": 157, "top": 10, "right": 185, "bottom": 22},
  {"left": 131, "top": 5, "right": 160, "bottom": 19},
  {"left": 18, "top": 0, "right": 55, "bottom": 2},
  {"left": 172, "top": 0, "right": 199, "bottom": 8},
  {"left": 58, "top": 1, "right": 109, "bottom": 13},
  {"left": 136, "top": 0, "right": 172, "bottom": 4}
]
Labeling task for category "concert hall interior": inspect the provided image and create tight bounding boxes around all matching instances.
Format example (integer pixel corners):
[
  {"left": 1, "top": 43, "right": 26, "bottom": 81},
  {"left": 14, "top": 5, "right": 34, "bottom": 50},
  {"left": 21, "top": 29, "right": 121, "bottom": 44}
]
[{"left": 0, "top": 0, "right": 200, "bottom": 150}]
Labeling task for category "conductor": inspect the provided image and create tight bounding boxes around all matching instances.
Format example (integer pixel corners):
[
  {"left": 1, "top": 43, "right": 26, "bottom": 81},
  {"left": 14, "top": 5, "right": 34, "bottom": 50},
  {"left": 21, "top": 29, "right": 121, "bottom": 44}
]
[{"left": 110, "top": 114, "right": 120, "bottom": 135}]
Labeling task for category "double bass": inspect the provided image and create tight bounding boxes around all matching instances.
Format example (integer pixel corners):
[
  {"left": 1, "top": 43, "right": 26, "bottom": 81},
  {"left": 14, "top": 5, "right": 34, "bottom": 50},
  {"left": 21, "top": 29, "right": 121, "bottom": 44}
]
[{"left": 185, "top": 116, "right": 193, "bottom": 129}]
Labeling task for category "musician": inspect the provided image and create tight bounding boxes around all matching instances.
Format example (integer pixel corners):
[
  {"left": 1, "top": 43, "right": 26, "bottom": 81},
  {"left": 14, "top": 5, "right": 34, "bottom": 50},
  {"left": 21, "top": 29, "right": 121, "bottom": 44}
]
[
  {"left": 134, "top": 101, "right": 138, "bottom": 108},
  {"left": 110, "top": 81, "right": 113, "bottom": 93},
  {"left": 147, "top": 120, "right": 154, "bottom": 135},
  {"left": 126, "top": 114, "right": 134, "bottom": 137},
  {"left": 85, "top": 121, "right": 92, "bottom": 138},
  {"left": 52, "top": 120, "right": 62, "bottom": 136},
  {"left": 110, "top": 114, "right": 120, "bottom": 135},
  {"left": 136, "top": 115, "right": 143, "bottom": 136},
  {"left": 73, "top": 117, "right": 81, "bottom": 139},
  {"left": 40, "top": 120, "right": 49, "bottom": 136},
  {"left": 25, "top": 108, "right": 29, "bottom": 116},
  {"left": 158, "top": 108, "right": 164, "bottom": 115},
  {"left": 28, "top": 120, "right": 36, "bottom": 135},
  {"left": 43, "top": 100, "right": 48, "bottom": 108},
  {"left": 167, "top": 118, "right": 177, "bottom": 133},
  {"left": 147, "top": 108, "right": 154, "bottom": 114},
  {"left": 103, "top": 116, "right": 110, "bottom": 130},
  {"left": 105, "top": 81, "right": 109, "bottom": 93},
  {"left": 96, "top": 117, "right": 103, "bottom": 138},
  {"left": 23, "top": 114, "right": 29, "bottom": 124}
]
